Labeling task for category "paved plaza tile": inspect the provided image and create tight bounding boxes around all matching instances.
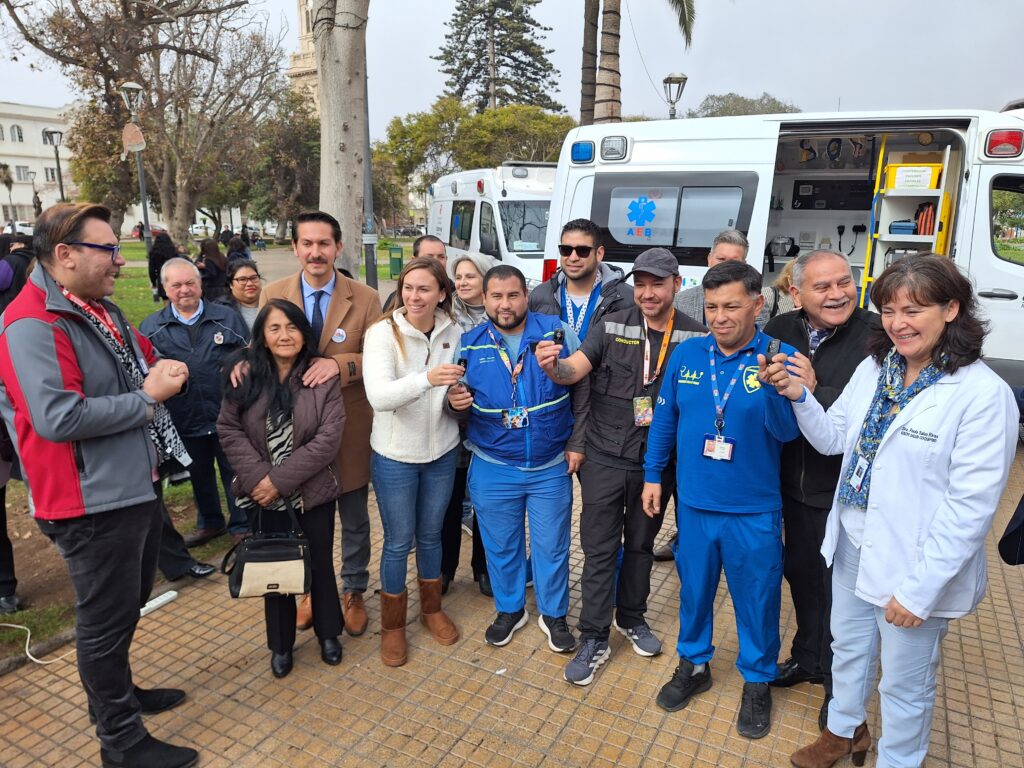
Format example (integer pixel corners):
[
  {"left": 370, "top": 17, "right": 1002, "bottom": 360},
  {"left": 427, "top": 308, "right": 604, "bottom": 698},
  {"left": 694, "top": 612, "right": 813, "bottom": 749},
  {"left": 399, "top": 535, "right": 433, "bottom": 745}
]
[{"left": 2, "top": 446, "right": 1022, "bottom": 767}]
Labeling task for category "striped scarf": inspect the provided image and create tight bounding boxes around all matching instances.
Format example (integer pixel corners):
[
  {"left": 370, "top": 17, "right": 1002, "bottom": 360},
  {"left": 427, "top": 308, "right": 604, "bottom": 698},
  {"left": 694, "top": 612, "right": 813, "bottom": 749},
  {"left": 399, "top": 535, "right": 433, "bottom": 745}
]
[{"left": 236, "top": 413, "right": 303, "bottom": 513}]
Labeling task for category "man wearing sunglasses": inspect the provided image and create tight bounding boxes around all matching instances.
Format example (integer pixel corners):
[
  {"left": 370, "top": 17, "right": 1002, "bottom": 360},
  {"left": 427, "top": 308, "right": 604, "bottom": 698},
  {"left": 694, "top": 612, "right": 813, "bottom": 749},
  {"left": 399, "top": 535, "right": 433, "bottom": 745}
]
[
  {"left": 529, "top": 218, "right": 633, "bottom": 474},
  {"left": 0, "top": 203, "right": 198, "bottom": 768}
]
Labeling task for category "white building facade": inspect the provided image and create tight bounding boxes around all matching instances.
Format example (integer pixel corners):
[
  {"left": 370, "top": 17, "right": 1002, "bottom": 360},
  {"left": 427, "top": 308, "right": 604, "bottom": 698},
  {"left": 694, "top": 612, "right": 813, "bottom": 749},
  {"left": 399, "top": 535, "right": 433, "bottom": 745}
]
[{"left": 0, "top": 102, "right": 75, "bottom": 224}]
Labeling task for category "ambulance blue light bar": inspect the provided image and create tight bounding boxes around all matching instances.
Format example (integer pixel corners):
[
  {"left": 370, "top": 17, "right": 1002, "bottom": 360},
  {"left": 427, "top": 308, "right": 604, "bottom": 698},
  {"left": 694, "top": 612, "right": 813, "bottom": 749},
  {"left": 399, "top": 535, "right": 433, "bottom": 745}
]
[{"left": 571, "top": 141, "right": 595, "bottom": 163}]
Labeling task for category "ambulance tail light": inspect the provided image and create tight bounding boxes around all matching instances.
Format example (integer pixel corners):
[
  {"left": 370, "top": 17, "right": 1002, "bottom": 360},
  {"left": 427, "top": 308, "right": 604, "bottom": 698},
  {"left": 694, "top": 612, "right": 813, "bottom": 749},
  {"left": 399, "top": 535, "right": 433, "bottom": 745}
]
[
  {"left": 571, "top": 141, "right": 594, "bottom": 164},
  {"left": 542, "top": 258, "right": 558, "bottom": 282},
  {"left": 985, "top": 129, "right": 1024, "bottom": 157}
]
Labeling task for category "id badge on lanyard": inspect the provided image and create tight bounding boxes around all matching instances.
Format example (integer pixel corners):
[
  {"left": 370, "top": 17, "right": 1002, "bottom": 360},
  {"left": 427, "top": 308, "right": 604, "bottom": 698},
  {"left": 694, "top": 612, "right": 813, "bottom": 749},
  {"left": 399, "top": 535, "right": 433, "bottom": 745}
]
[
  {"left": 635, "top": 316, "right": 674, "bottom": 427},
  {"left": 487, "top": 326, "right": 531, "bottom": 430},
  {"left": 703, "top": 346, "right": 753, "bottom": 462}
]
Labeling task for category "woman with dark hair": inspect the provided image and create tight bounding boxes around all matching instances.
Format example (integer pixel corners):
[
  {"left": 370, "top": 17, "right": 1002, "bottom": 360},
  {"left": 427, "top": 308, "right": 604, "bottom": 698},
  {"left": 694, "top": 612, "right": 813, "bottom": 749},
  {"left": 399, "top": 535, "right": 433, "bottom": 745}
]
[
  {"left": 218, "top": 259, "right": 262, "bottom": 330},
  {"left": 362, "top": 258, "right": 464, "bottom": 666},
  {"left": 217, "top": 299, "right": 346, "bottom": 678},
  {"left": 763, "top": 254, "right": 1018, "bottom": 768},
  {"left": 195, "top": 238, "right": 229, "bottom": 302},
  {"left": 226, "top": 236, "right": 249, "bottom": 264},
  {"left": 147, "top": 232, "right": 178, "bottom": 301}
]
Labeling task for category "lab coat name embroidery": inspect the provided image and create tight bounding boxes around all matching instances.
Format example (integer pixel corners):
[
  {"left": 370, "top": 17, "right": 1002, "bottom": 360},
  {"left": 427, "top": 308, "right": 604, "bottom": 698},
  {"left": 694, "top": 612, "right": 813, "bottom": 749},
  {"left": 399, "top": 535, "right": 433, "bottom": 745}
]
[{"left": 900, "top": 426, "right": 939, "bottom": 443}]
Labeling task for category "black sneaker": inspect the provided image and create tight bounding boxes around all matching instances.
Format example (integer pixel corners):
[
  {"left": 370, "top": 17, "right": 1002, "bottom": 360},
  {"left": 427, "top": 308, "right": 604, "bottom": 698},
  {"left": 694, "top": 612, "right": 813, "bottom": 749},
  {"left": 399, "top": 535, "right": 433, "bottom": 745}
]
[
  {"left": 485, "top": 609, "right": 529, "bottom": 646},
  {"left": 656, "top": 659, "right": 712, "bottom": 712},
  {"left": 736, "top": 682, "right": 773, "bottom": 739},
  {"left": 539, "top": 615, "right": 577, "bottom": 652}
]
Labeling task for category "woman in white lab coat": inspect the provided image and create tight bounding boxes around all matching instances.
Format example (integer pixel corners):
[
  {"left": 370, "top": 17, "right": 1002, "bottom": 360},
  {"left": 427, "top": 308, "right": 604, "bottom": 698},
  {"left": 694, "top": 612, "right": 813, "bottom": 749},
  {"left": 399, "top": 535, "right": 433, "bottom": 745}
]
[{"left": 762, "top": 254, "right": 1018, "bottom": 768}]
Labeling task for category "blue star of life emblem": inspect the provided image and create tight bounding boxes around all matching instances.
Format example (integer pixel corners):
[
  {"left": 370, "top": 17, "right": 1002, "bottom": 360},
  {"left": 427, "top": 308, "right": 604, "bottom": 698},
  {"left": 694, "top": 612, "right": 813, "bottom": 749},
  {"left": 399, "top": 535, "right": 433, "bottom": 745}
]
[{"left": 627, "top": 196, "right": 656, "bottom": 227}]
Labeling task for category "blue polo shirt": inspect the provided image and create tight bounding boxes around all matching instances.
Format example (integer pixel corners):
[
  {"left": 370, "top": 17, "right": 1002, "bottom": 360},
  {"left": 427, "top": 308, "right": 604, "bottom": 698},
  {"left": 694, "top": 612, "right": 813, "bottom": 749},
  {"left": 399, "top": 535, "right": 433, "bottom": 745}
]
[{"left": 643, "top": 329, "right": 800, "bottom": 513}]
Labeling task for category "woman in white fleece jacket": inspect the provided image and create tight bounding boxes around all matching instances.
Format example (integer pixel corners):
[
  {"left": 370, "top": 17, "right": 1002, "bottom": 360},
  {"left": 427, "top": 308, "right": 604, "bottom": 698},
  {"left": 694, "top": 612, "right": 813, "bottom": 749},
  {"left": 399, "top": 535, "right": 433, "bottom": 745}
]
[{"left": 363, "top": 258, "right": 464, "bottom": 667}]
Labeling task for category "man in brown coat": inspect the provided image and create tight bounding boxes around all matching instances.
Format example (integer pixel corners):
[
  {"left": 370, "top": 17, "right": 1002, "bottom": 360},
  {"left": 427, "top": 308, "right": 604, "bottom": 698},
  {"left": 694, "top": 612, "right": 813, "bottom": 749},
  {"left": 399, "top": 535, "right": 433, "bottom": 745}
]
[{"left": 260, "top": 210, "right": 382, "bottom": 635}]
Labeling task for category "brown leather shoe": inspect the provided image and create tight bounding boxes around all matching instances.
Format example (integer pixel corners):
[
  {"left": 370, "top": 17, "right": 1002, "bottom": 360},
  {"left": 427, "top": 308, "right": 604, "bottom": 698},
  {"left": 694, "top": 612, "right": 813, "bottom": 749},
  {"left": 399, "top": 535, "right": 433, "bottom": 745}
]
[
  {"left": 418, "top": 577, "right": 459, "bottom": 646},
  {"left": 790, "top": 723, "right": 870, "bottom": 768},
  {"left": 296, "top": 594, "right": 313, "bottom": 631},
  {"left": 183, "top": 527, "right": 226, "bottom": 548},
  {"left": 380, "top": 590, "right": 407, "bottom": 667},
  {"left": 342, "top": 591, "right": 368, "bottom": 637}
]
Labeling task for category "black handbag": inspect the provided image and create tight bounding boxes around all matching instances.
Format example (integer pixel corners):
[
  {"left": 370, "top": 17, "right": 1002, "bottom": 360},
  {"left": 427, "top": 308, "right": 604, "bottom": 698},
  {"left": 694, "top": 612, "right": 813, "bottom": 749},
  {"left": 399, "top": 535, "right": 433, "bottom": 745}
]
[{"left": 220, "top": 501, "right": 311, "bottom": 598}]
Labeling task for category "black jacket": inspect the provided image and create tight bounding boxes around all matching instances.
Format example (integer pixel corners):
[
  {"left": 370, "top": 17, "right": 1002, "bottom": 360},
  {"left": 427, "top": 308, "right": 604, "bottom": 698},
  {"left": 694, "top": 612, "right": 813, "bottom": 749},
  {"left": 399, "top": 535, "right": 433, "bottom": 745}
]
[
  {"left": 764, "top": 306, "right": 881, "bottom": 509},
  {"left": 528, "top": 262, "right": 634, "bottom": 330}
]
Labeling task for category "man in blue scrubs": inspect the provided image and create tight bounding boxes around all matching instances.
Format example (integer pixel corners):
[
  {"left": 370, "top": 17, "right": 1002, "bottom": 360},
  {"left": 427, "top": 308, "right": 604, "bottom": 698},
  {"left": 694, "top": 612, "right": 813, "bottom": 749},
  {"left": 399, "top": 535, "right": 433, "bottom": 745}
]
[{"left": 642, "top": 261, "right": 799, "bottom": 739}]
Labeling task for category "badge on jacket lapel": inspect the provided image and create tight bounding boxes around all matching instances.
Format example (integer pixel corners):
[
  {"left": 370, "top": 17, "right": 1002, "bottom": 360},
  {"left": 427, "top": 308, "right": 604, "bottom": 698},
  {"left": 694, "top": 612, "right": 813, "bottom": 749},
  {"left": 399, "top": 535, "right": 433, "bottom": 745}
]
[
  {"left": 332, "top": 328, "right": 347, "bottom": 344},
  {"left": 213, "top": 331, "right": 224, "bottom": 345}
]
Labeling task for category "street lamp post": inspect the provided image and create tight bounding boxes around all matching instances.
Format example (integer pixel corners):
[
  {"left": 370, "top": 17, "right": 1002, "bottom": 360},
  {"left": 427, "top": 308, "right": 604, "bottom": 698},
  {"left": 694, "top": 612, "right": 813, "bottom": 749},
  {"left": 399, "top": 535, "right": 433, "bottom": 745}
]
[
  {"left": 28, "top": 170, "right": 42, "bottom": 218},
  {"left": 119, "top": 81, "right": 153, "bottom": 254},
  {"left": 663, "top": 73, "right": 688, "bottom": 120},
  {"left": 44, "top": 129, "right": 66, "bottom": 201}
]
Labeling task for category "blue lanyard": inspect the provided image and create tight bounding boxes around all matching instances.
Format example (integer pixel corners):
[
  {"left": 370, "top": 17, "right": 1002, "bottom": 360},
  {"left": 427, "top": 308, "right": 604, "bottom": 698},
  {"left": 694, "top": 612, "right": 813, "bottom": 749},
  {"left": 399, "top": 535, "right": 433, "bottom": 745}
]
[
  {"left": 561, "top": 280, "right": 601, "bottom": 339},
  {"left": 708, "top": 346, "right": 753, "bottom": 435},
  {"left": 486, "top": 325, "right": 528, "bottom": 407}
]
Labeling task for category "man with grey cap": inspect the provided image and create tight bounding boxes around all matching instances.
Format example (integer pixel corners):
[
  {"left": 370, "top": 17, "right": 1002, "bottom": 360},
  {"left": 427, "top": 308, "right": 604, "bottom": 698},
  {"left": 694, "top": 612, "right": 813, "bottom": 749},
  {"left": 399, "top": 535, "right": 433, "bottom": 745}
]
[{"left": 535, "top": 247, "right": 706, "bottom": 686}]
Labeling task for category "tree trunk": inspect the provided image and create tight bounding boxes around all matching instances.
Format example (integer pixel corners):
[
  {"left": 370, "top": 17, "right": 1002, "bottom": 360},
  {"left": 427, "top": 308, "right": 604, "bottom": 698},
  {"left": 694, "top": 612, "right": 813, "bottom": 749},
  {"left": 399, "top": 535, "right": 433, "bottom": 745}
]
[
  {"left": 580, "top": 0, "right": 599, "bottom": 126},
  {"left": 488, "top": 18, "right": 497, "bottom": 110},
  {"left": 313, "top": 0, "right": 369, "bottom": 278},
  {"left": 593, "top": 0, "right": 622, "bottom": 124},
  {"left": 275, "top": 216, "right": 289, "bottom": 243}
]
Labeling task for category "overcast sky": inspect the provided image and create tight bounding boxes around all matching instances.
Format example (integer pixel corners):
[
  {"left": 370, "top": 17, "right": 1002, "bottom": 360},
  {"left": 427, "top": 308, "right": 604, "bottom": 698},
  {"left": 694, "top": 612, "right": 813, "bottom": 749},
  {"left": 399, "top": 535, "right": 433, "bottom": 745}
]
[{"left": 3, "top": 0, "right": 1021, "bottom": 140}]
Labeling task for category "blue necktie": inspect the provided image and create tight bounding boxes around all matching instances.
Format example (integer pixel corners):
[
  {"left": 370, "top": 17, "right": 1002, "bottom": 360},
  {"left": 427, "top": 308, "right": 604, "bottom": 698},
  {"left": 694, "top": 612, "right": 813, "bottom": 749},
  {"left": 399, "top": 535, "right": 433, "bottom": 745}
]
[{"left": 311, "top": 290, "right": 325, "bottom": 343}]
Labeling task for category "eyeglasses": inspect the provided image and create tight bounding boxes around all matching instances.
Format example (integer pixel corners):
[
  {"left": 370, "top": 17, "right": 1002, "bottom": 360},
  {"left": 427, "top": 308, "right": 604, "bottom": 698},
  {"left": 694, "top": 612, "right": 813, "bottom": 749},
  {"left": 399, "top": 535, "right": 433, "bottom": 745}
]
[
  {"left": 233, "top": 275, "right": 261, "bottom": 284},
  {"left": 557, "top": 244, "right": 595, "bottom": 258},
  {"left": 66, "top": 241, "right": 121, "bottom": 262}
]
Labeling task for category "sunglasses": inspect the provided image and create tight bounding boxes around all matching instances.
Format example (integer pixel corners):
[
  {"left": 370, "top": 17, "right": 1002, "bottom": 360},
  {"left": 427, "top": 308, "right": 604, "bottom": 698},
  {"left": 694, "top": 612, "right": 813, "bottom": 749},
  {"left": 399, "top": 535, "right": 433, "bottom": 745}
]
[
  {"left": 66, "top": 241, "right": 121, "bottom": 262},
  {"left": 557, "top": 244, "right": 595, "bottom": 258}
]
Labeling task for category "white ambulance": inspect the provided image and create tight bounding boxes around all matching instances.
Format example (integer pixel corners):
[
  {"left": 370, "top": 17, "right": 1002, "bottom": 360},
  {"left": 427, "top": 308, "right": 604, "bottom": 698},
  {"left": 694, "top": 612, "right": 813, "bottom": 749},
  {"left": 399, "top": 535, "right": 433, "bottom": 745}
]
[
  {"left": 427, "top": 162, "right": 555, "bottom": 285},
  {"left": 545, "top": 108, "right": 1024, "bottom": 386}
]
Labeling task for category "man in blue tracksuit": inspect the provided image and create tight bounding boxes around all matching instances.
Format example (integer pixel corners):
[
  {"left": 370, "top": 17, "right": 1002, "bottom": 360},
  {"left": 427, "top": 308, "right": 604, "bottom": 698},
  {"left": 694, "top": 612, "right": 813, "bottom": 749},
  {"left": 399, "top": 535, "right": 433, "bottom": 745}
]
[
  {"left": 447, "top": 265, "right": 582, "bottom": 653},
  {"left": 642, "top": 261, "right": 799, "bottom": 740}
]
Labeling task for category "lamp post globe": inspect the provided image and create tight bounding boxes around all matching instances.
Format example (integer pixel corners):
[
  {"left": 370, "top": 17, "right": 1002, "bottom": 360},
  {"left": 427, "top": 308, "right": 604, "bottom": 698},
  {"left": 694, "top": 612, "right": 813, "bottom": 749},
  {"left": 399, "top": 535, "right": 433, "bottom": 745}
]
[
  {"left": 663, "top": 73, "right": 688, "bottom": 120},
  {"left": 118, "top": 81, "right": 152, "bottom": 253}
]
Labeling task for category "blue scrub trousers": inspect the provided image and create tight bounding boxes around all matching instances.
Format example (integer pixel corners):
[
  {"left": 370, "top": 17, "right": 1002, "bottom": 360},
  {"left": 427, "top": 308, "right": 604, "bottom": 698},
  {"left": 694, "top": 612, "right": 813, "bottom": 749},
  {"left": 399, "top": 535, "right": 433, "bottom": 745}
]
[
  {"left": 674, "top": 502, "right": 783, "bottom": 683},
  {"left": 467, "top": 457, "right": 572, "bottom": 618}
]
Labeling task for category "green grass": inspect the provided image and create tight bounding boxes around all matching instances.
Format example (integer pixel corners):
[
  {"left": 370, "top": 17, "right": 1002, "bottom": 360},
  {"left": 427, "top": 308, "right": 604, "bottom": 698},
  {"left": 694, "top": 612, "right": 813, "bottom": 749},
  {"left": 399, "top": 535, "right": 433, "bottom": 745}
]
[
  {"left": 995, "top": 242, "right": 1024, "bottom": 266},
  {"left": 0, "top": 604, "right": 76, "bottom": 660},
  {"left": 113, "top": 266, "right": 161, "bottom": 327}
]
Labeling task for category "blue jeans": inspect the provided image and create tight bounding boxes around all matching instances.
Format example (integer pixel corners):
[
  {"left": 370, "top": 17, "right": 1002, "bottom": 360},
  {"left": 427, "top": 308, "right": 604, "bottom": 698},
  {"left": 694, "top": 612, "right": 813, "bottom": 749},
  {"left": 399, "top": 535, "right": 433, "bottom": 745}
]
[
  {"left": 829, "top": 526, "right": 948, "bottom": 766},
  {"left": 372, "top": 449, "right": 458, "bottom": 594},
  {"left": 468, "top": 457, "right": 572, "bottom": 617}
]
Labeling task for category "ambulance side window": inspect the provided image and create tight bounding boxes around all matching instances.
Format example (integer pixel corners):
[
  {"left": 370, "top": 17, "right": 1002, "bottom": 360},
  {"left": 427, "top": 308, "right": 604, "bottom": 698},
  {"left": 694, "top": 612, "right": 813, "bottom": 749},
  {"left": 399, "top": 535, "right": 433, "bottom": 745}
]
[
  {"left": 991, "top": 175, "right": 1024, "bottom": 269},
  {"left": 450, "top": 201, "right": 475, "bottom": 250},
  {"left": 479, "top": 202, "right": 500, "bottom": 257}
]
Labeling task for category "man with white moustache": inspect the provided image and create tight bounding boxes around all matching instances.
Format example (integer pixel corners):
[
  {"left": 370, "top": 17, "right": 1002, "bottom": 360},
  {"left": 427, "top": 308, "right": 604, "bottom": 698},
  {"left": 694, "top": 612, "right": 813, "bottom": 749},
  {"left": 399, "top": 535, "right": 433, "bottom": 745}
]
[{"left": 762, "top": 250, "right": 880, "bottom": 731}]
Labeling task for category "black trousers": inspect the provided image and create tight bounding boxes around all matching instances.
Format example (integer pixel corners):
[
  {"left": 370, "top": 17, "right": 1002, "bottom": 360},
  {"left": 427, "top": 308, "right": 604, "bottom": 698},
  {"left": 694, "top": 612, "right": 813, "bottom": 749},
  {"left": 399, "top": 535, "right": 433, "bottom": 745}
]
[
  {"left": 261, "top": 501, "right": 344, "bottom": 654},
  {"left": 0, "top": 485, "right": 16, "bottom": 597},
  {"left": 37, "top": 499, "right": 163, "bottom": 752},
  {"left": 440, "top": 465, "right": 487, "bottom": 579},
  {"left": 153, "top": 482, "right": 196, "bottom": 581},
  {"left": 577, "top": 461, "right": 674, "bottom": 641},
  {"left": 781, "top": 493, "right": 833, "bottom": 691}
]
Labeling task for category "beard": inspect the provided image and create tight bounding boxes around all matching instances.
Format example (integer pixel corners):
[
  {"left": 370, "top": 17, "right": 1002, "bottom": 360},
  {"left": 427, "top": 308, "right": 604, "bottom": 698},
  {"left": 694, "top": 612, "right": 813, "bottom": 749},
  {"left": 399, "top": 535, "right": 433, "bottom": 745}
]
[{"left": 489, "top": 308, "right": 528, "bottom": 331}]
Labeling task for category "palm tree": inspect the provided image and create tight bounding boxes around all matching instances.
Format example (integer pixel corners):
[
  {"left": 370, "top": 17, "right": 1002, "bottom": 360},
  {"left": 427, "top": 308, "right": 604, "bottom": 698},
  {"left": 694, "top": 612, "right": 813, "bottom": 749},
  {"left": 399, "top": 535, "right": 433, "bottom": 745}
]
[
  {"left": 579, "top": 0, "right": 600, "bottom": 125},
  {"left": 586, "top": 0, "right": 695, "bottom": 125},
  {"left": 0, "top": 163, "right": 14, "bottom": 225}
]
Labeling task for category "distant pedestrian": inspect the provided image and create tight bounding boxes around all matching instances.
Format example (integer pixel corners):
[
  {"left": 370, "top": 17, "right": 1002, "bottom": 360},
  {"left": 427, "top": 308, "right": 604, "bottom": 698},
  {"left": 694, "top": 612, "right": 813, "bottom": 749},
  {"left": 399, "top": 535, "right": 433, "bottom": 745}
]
[
  {"left": 147, "top": 232, "right": 177, "bottom": 301},
  {"left": 195, "top": 238, "right": 229, "bottom": 302}
]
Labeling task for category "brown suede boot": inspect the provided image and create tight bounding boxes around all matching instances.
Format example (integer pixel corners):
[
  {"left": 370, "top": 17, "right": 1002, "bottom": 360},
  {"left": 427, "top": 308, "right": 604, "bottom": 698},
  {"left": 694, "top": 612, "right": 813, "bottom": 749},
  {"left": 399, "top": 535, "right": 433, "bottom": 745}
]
[
  {"left": 295, "top": 594, "right": 313, "bottom": 631},
  {"left": 790, "top": 723, "right": 870, "bottom": 768},
  {"left": 418, "top": 577, "right": 459, "bottom": 645},
  {"left": 380, "top": 591, "right": 408, "bottom": 667}
]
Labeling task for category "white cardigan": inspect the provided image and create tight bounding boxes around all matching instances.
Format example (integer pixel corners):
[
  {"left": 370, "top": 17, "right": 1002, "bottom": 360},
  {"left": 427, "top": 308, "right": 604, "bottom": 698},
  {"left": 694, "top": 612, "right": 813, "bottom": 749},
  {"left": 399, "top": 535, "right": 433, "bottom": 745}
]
[
  {"left": 363, "top": 309, "right": 462, "bottom": 464},
  {"left": 793, "top": 356, "right": 1019, "bottom": 620}
]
